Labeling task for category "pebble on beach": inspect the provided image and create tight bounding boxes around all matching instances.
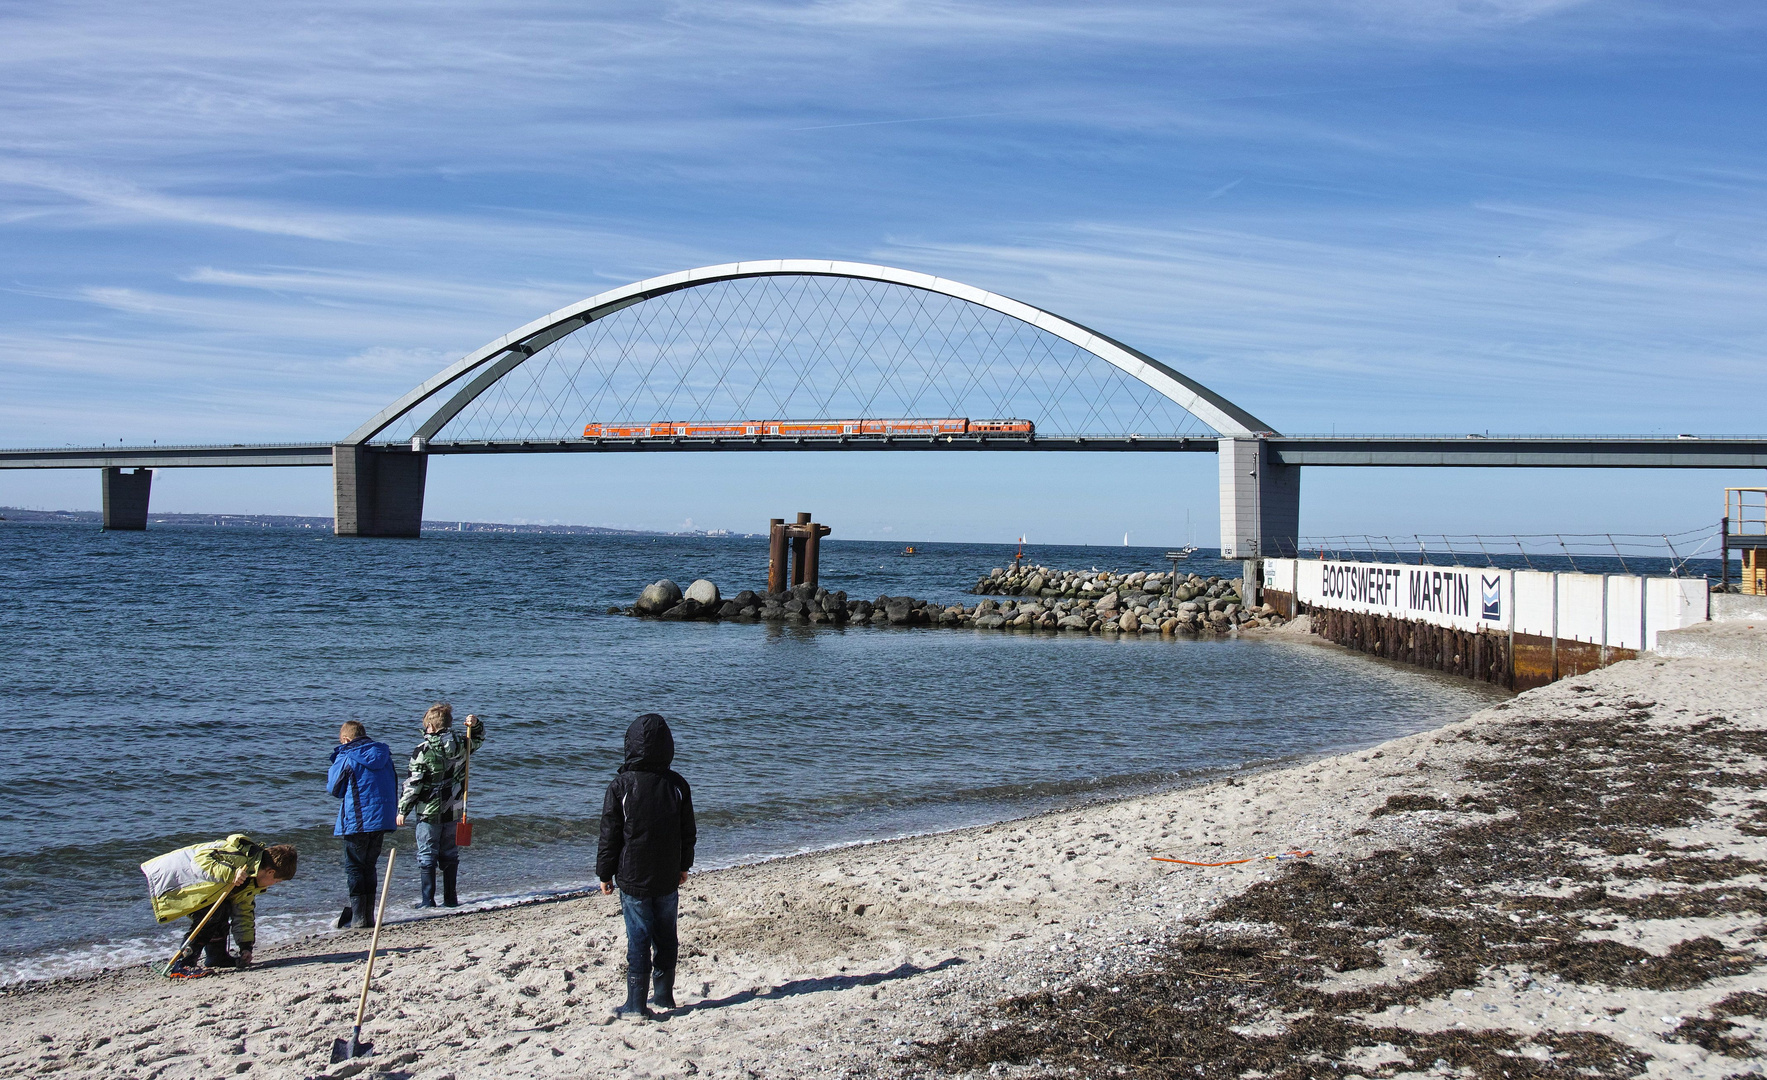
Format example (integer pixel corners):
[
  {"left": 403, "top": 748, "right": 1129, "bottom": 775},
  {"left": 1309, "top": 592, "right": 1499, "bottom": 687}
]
[{"left": 623, "top": 564, "right": 1284, "bottom": 636}]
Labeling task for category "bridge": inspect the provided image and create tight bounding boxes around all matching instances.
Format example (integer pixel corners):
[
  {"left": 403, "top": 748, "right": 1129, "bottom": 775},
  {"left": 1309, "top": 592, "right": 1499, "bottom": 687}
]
[{"left": 4, "top": 260, "right": 1763, "bottom": 555}]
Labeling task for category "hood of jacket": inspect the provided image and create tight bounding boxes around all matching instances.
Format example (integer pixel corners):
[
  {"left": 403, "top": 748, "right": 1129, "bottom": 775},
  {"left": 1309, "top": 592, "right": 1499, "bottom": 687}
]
[
  {"left": 621, "top": 713, "right": 674, "bottom": 772},
  {"left": 332, "top": 737, "right": 393, "bottom": 770}
]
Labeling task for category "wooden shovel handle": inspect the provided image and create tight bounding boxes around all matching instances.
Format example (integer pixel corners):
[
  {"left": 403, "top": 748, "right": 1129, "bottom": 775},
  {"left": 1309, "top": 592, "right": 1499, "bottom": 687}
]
[
  {"left": 460, "top": 717, "right": 474, "bottom": 822},
  {"left": 353, "top": 848, "right": 397, "bottom": 1030},
  {"left": 172, "top": 879, "right": 238, "bottom": 963}
]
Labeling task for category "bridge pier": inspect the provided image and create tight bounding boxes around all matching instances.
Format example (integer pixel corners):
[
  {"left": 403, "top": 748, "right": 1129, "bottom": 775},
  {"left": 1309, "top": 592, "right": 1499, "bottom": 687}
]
[
  {"left": 333, "top": 445, "right": 427, "bottom": 537},
  {"left": 1218, "top": 437, "right": 1299, "bottom": 559},
  {"left": 101, "top": 467, "right": 153, "bottom": 530}
]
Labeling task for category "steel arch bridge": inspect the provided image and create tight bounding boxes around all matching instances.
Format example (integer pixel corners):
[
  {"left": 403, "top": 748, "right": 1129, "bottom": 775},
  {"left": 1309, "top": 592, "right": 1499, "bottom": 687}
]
[
  {"left": 325, "top": 258, "right": 1294, "bottom": 548},
  {"left": 347, "top": 259, "right": 1275, "bottom": 448},
  {"left": 5, "top": 259, "right": 1766, "bottom": 551}
]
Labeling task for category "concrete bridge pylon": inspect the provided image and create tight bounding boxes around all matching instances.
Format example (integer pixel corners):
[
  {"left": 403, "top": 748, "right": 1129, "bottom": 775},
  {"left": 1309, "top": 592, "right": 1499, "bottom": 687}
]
[
  {"left": 100, "top": 467, "right": 153, "bottom": 531},
  {"left": 333, "top": 445, "right": 427, "bottom": 538},
  {"left": 1218, "top": 438, "right": 1300, "bottom": 560}
]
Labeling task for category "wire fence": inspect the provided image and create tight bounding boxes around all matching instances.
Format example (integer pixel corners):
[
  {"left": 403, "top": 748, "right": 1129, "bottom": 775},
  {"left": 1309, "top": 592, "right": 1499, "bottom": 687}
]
[{"left": 1276, "top": 526, "right": 1724, "bottom": 578}]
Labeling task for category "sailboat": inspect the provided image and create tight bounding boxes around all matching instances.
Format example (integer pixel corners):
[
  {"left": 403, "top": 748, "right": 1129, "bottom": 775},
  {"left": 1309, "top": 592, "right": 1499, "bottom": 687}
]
[
  {"left": 1174, "top": 510, "right": 1198, "bottom": 558},
  {"left": 1123, "top": 532, "right": 1130, "bottom": 547}
]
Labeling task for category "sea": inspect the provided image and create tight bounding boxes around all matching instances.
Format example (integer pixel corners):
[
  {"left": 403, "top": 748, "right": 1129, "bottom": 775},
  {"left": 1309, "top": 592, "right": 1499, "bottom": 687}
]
[{"left": 0, "top": 523, "right": 1505, "bottom": 984}]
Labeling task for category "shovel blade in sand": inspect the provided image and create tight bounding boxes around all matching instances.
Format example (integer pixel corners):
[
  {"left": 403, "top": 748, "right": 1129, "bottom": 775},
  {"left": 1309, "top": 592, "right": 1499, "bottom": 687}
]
[
  {"left": 329, "top": 848, "right": 397, "bottom": 1064},
  {"left": 329, "top": 1029, "right": 371, "bottom": 1062}
]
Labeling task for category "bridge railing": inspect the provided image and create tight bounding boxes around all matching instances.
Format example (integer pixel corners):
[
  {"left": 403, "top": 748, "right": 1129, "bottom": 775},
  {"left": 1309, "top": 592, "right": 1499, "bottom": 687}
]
[{"left": 1281, "top": 526, "right": 1722, "bottom": 577}]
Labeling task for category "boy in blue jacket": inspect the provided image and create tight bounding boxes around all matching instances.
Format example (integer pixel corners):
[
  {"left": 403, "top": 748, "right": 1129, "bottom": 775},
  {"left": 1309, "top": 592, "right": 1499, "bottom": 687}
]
[{"left": 328, "top": 721, "right": 399, "bottom": 928}]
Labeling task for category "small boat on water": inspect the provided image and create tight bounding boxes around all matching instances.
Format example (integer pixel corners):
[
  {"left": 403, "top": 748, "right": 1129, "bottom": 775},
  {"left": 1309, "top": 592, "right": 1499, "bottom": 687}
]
[{"left": 899, "top": 545, "right": 918, "bottom": 556}]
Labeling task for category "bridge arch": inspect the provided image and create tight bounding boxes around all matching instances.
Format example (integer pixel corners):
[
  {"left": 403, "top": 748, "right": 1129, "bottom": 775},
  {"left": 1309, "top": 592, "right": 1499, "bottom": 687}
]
[{"left": 346, "top": 259, "right": 1274, "bottom": 445}]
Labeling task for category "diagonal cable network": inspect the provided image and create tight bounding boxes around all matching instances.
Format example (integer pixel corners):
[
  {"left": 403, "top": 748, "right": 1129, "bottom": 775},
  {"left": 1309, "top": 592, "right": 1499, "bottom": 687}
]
[{"left": 432, "top": 276, "right": 1217, "bottom": 441}]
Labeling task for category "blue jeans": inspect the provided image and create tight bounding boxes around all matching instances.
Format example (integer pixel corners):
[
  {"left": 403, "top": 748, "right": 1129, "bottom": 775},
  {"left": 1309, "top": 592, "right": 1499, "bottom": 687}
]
[
  {"left": 620, "top": 891, "right": 679, "bottom": 981},
  {"left": 342, "top": 831, "right": 386, "bottom": 897},
  {"left": 414, "top": 821, "right": 458, "bottom": 869}
]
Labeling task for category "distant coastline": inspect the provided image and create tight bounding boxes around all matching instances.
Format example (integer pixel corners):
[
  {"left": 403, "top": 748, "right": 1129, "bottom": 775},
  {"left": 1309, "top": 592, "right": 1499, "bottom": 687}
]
[{"left": 0, "top": 506, "right": 755, "bottom": 538}]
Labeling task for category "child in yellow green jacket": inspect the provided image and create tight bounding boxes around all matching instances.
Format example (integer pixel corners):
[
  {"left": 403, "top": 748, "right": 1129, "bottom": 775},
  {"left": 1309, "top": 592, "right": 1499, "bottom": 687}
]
[{"left": 141, "top": 834, "right": 298, "bottom": 971}]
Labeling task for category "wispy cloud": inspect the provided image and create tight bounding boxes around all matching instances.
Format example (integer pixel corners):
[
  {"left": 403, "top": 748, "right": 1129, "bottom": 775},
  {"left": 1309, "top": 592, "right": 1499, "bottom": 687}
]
[{"left": 0, "top": 161, "right": 351, "bottom": 240}]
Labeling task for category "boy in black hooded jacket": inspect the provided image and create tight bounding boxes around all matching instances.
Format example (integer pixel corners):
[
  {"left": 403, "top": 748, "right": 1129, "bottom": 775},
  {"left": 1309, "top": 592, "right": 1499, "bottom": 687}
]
[{"left": 597, "top": 713, "right": 696, "bottom": 1020}]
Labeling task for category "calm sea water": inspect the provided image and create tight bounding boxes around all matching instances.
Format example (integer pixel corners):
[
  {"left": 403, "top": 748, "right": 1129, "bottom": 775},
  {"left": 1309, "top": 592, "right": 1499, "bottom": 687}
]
[{"left": 0, "top": 523, "right": 1502, "bottom": 983}]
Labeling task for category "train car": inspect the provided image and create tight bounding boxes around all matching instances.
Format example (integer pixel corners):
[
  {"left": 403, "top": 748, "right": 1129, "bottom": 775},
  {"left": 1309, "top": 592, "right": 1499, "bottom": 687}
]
[
  {"left": 583, "top": 417, "right": 1035, "bottom": 439},
  {"left": 857, "top": 418, "right": 970, "bottom": 436},
  {"left": 968, "top": 418, "right": 1034, "bottom": 434},
  {"left": 581, "top": 422, "right": 658, "bottom": 438}
]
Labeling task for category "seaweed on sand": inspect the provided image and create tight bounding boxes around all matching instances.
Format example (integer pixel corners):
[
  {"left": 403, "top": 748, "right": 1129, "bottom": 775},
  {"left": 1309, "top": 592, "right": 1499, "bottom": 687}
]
[{"left": 917, "top": 704, "right": 1767, "bottom": 1078}]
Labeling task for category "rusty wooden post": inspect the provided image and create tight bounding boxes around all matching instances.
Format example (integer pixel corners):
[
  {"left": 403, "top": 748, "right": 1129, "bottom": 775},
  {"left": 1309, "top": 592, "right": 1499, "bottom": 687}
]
[
  {"left": 768, "top": 518, "right": 787, "bottom": 595},
  {"left": 790, "top": 512, "right": 811, "bottom": 587},
  {"left": 803, "top": 522, "right": 829, "bottom": 588}
]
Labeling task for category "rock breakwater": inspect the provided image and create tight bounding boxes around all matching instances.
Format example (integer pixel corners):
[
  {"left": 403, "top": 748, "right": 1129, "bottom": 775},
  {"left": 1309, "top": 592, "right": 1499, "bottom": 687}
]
[
  {"left": 622, "top": 572, "right": 1285, "bottom": 635},
  {"left": 975, "top": 563, "right": 1184, "bottom": 599}
]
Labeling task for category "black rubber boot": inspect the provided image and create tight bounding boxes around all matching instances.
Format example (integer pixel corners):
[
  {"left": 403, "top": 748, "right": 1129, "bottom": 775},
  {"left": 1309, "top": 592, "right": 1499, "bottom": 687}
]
[
  {"left": 334, "top": 906, "right": 352, "bottom": 930},
  {"left": 441, "top": 860, "right": 460, "bottom": 908},
  {"left": 651, "top": 967, "right": 677, "bottom": 1010},
  {"left": 414, "top": 865, "right": 437, "bottom": 908},
  {"left": 350, "top": 893, "right": 375, "bottom": 929},
  {"left": 613, "top": 972, "right": 653, "bottom": 1021},
  {"left": 202, "top": 940, "right": 237, "bottom": 969}
]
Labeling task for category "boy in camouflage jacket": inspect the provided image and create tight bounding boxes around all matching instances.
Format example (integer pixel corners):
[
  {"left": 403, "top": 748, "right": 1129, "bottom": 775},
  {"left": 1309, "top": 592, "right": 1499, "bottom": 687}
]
[{"left": 396, "top": 703, "right": 485, "bottom": 908}]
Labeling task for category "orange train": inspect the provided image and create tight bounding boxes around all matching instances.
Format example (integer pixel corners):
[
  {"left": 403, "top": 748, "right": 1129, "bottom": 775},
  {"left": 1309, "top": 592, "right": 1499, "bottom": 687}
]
[{"left": 581, "top": 417, "right": 1034, "bottom": 438}]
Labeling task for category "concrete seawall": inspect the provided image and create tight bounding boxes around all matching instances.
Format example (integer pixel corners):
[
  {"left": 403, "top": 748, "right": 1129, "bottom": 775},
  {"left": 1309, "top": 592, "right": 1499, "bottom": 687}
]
[{"left": 1261, "top": 557, "right": 1706, "bottom": 690}]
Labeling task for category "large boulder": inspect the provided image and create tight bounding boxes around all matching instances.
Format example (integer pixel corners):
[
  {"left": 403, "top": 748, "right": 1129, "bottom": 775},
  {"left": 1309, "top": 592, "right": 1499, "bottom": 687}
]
[
  {"left": 685, "top": 579, "right": 720, "bottom": 606},
  {"left": 636, "top": 579, "right": 682, "bottom": 614},
  {"left": 658, "top": 598, "right": 702, "bottom": 620},
  {"left": 885, "top": 598, "right": 916, "bottom": 625}
]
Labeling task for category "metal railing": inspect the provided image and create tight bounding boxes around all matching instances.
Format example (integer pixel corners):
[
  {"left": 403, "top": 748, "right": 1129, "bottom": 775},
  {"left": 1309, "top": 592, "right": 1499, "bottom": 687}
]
[{"left": 1278, "top": 526, "right": 1721, "bottom": 578}]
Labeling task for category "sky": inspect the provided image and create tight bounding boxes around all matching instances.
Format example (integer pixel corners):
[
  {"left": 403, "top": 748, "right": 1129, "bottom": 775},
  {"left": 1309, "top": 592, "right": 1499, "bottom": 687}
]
[{"left": 0, "top": 0, "right": 1762, "bottom": 547}]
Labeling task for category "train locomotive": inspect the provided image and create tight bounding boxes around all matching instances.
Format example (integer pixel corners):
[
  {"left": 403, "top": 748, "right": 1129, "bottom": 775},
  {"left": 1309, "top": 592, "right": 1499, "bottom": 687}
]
[{"left": 580, "top": 417, "right": 1034, "bottom": 438}]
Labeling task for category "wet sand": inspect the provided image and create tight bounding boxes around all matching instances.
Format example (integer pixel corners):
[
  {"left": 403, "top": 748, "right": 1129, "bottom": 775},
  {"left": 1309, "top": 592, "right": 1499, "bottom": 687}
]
[{"left": 2, "top": 638, "right": 1761, "bottom": 1079}]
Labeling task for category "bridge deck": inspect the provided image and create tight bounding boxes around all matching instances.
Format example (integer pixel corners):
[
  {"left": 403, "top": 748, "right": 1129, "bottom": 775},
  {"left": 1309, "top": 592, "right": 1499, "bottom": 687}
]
[{"left": 2, "top": 435, "right": 1764, "bottom": 469}]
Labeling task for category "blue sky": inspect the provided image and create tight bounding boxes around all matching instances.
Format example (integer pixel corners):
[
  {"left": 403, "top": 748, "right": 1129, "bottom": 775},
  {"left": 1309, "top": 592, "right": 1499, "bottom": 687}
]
[{"left": 1, "top": 1, "right": 1762, "bottom": 545}]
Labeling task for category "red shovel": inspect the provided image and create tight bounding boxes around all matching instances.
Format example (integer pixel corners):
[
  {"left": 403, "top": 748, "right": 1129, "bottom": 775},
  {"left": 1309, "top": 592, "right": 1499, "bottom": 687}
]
[{"left": 455, "top": 715, "right": 476, "bottom": 847}]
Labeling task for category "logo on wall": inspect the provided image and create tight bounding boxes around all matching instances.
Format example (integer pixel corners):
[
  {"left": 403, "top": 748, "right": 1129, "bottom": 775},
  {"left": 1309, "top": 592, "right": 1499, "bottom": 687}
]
[{"left": 1481, "top": 575, "right": 1503, "bottom": 621}]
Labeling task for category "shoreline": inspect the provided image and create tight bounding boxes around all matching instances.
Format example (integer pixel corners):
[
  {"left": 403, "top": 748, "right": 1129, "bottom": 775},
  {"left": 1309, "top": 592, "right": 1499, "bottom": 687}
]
[
  {"left": 0, "top": 670, "right": 1437, "bottom": 993},
  {"left": 5, "top": 644, "right": 1758, "bottom": 1079}
]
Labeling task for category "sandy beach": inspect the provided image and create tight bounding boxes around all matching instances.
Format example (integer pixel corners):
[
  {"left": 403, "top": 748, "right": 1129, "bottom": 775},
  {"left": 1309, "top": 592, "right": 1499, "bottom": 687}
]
[{"left": 4, "top": 631, "right": 1762, "bottom": 1079}]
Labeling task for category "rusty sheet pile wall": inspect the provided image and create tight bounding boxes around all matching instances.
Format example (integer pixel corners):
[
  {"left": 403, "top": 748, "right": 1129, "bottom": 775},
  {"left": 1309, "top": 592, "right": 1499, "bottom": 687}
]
[{"left": 1261, "top": 559, "right": 1707, "bottom": 690}]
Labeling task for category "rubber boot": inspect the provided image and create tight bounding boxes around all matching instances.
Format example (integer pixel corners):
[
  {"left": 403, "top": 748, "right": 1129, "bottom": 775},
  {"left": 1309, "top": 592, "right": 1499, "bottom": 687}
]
[
  {"left": 202, "top": 939, "right": 237, "bottom": 969},
  {"left": 613, "top": 972, "right": 653, "bottom": 1021},
  {"left": 441, "top": 860, "right": 460, "bottom": 908},
  {"left": 350, "top": 893, "right": 375, "bottom": 929},
  {"left": 414, "top": 865, "right": 437, "bottom": 908},
  {"left": 651, "top": 967, "right": 677, "bottom": 1010}
]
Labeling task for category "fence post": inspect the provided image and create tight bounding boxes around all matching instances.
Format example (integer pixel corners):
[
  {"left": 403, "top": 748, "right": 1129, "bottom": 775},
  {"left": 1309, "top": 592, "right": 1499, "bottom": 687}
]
[
  {"left": 1550, "top": 572, "right": 1559, "bottom": 683},
  {"left": 1721, "top": 516, "right": 1730, "bottom": 591},
  {"left": 1599, "top": 574, "right": 1610, "bottom": 667}
]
